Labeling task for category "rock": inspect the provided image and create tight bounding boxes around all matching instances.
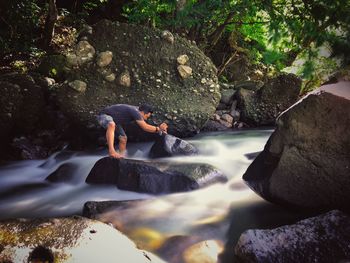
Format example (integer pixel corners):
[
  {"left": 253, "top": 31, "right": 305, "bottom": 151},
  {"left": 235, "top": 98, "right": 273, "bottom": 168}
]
[
  {"left": 243, "top": 81, "right": 350, "bottom": 209},
  {"left": 177, "top": 65, "right": 193, "bottom": 79},
  {"left": 68, "top": 80, "right": 87, "bottom": 92},
  {"left": 118, "top": 70, "right": 131, "bottom": 87},
  {"left": 230, "top": 110, "right": 240, "bottom": 122},
  {"left": 221, "top": 113, "right": 233, "bottom": 124},
  {"left": 201, "top": 120, "right": 230, "bottom": 132},
  {"left": 161, "top": 30, "right": 174, "bottom": 44},
  {"left": 85, "top": 157, "right": 227, "bottom": 194},
  {"left": 96, "top": 51, "right": 113, "bottom": 67},
  {"left": 55, "top": 20, "right": 219, "bottom": 138},
  {"left": 149, "top": 134, "right": 198, "bottom": 158},
  {"left": 105, "top": 72, "right": 116, "bottom": 82},
  {"left": 75, "top": 40, "right": 96, "bottom": 65},
  {"left": 66, "top": 53, "right": 79, "bottom": 67},
  {"left": 220, "top": 89, "right": 236, "bottom": 105},
  {"left": 235, "top": 80, "right": 264, "bottom": 91},
  {"left": 46, "top": 162, "right": 79, "bottom": 182},
  {"left": 234, "top": 210, "right": 350, "bottom": 263},
  {"left": 177, "top": 54, "right": 189, "bottom": 65},
  {"left": 0, "top": 216, "right": 164, "bottom": 263},
  {"left": 237, "top": 73, "right": 301, "bottom": 126}
]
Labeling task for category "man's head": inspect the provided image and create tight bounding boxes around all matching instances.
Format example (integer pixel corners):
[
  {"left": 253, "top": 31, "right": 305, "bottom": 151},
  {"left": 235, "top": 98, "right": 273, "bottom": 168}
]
[{"left": 139, "top": 104, "right": 154, "bottom": 120}]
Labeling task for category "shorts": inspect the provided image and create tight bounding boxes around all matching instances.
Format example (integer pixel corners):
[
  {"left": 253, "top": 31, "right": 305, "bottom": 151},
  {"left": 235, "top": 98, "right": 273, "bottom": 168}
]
[{"left": 97, "top": 114, "right": 126, "bottom": 138}]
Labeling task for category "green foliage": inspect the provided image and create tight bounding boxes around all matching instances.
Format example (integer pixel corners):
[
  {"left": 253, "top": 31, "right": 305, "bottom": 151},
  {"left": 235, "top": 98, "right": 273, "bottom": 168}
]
[
  {"left": 0, "top": 0, "right": 41, "bottom": 55},
  {"left": 122, "top": 0, "right": 175, "bottom": 27},
  {"left": 121, "top": 0, "right": 349, "bottom": 89}
]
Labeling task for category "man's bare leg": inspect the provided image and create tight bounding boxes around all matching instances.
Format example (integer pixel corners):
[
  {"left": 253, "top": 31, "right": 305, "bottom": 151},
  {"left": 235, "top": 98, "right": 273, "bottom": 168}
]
[
  {"left": 119, "top": 136, "right": 127, "bottom": 157},
  {"left": 106, "top": 122, "right": 122, "bottom": 158}
]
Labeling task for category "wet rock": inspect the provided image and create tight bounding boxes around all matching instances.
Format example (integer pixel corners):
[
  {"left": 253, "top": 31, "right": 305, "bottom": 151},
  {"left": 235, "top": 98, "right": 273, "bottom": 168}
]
[
  {"left": 234, "top": 210, "right": 350, "bottom": 263},
  {"left": 46, "top": 162, "right": 79, "bottom": 183},
  {"left": 0, "top": 216, "right": 164, "bottom": 263},
  {"left": 85, "top": 157, "right": 227, "bottom": 194},
  {"left": 243, "top": 81, "right": 350, "bottom": 209},
  {"left": 149, "top": 134, "right": 198, "bottom": 158}
]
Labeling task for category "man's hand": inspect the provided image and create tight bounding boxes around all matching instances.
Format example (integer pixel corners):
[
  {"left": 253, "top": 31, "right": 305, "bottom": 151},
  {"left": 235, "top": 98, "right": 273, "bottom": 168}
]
[
  {"left": 159, "top": 123, "right": 168, "bottom": 133},
  {"left": 109, "top": 150, "right": 123, "bottom": 159}
]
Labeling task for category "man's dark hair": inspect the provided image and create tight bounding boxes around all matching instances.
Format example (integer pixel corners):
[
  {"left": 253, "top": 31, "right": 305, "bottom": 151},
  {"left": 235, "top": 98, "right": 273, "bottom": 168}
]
[{"left": 139, "top": 104, "right": 154, "bottom": 114}]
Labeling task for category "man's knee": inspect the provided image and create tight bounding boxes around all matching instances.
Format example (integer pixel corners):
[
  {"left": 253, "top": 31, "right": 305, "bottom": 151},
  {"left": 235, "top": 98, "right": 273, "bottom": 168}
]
[{"left": 107, "top": 121, "right": 116, "bottom": 130}]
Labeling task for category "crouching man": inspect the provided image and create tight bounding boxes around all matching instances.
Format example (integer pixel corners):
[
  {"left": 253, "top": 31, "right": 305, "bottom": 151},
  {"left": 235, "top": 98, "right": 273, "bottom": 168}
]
[{"left": 97, "top": 104, "right": 168, "bottom": 158}]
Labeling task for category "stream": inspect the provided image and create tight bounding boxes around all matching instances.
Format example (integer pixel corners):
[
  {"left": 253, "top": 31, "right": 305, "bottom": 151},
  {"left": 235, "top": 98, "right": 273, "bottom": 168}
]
[{"left": 0, "top": 129, "right": 311, "bottom": 262}]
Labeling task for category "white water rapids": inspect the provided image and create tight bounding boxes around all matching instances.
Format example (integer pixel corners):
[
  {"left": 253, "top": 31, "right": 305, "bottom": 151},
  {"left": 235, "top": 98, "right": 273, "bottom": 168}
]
[{"left": 0, "top": 129, "right": 311, "bottom": 262}]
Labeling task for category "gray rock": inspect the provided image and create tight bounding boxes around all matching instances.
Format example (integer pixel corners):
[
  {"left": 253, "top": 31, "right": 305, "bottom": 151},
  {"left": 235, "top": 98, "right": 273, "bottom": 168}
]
[
  {"left": 202, "top": 120, "right": 230, "bottom": 132},
  {"left": 220, "top": 89, "right": 236, "bottom": 105},
  {"left": 68, "top": 80, "right": 87, "bottom": 93},
  {"left": 85, "top": 157, "right": 227, "bottom": 194},
  {"left": 235, "top": 80, "right": 264, "bottom": 91},
  {"left": 149, "top": 134, "right": 198, "bottom": 158},
  {"left": 237, "top": 73, "right": 301, "bottom": 126},
  {"left": 243, "top": 81, "right": 350, "bottom": 208},
  {"left": 55, "top": 20, "right": 219, "bottom": 138},
  {"left": 234, "top": 210, "right": 350, "bottom": 263}
]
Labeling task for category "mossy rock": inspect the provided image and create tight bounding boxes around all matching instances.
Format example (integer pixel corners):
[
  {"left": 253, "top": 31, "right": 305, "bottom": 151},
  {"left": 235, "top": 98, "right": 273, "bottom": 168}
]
[{"left": 54, "top": 20, "right": 221, "bottom": 138}]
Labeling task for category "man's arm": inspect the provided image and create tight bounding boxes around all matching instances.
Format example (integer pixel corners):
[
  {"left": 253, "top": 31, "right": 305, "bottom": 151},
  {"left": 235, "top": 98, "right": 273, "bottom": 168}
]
[{"left": 136, "top": 120, "right": 160, "bottom": 133}]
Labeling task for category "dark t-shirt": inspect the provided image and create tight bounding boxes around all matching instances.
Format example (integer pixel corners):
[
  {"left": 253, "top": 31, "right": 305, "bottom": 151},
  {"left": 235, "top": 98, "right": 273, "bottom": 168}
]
[{"left": 100, "top": 104, "right": 142, "bottom": 126}]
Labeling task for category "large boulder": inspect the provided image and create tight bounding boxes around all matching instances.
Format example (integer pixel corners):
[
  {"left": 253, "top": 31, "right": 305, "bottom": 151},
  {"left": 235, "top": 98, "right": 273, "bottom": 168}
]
[
  {"left": 84, "top": 157, "right": 227, "bottom": 194},
  {"left": 243, "top": 81, "right": 350, "bottom": 209},
  {"left": 149, "top": 134, "right": 198, "bottom": 158},
  {"left": 0, "top": 216, "right": 163, "bottom": 262},
  {"left": 234, "top": 210, "right": 350, "bottom": 263},
  {"left": 54, "top": 19, "right": 220, "bottom": 138},
  {"left": 237, "top": 73, "right": 301, "bottom": 126}
]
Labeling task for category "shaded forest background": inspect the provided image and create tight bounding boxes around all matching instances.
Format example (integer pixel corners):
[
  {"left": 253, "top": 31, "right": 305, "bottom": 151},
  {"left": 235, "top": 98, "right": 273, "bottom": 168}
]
[{"left": 0, "top": 0, "right": 349, "bottom": 93}]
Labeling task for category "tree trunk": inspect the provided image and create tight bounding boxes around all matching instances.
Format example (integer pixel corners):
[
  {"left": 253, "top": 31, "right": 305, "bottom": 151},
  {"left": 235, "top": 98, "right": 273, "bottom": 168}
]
[
  {"left": 43, "top": 0, "right": 58, "bottom": 49},
  {"left": 207, "top": 12, "right": 235, "bottom": 49}
]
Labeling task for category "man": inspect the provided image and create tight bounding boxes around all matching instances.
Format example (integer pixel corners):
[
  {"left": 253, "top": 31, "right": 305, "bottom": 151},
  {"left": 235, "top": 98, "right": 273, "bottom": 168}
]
[{"left": 97, "top": 104, "right": 168, "bottom": 158}]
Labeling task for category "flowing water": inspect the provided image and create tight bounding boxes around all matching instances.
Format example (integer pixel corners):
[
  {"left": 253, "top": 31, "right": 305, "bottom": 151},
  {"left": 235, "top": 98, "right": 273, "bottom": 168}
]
[{"left": 0, "top": 129, "right": 310, "bottom": 262}]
